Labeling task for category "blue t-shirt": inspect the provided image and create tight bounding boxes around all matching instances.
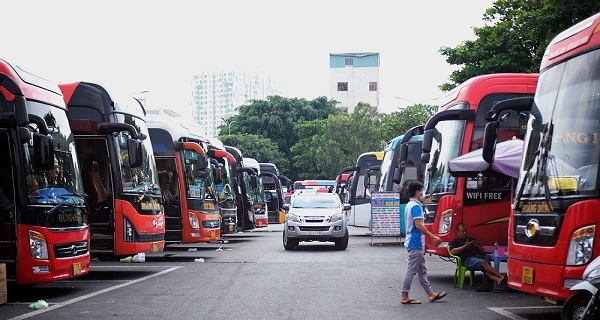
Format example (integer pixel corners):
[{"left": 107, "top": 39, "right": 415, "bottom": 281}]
[{"left": 405, "top": 198, "right": 424, "bottom": 249}]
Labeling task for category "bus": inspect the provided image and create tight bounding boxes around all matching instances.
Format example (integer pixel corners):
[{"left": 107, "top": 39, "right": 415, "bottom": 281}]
[
  {"left": 243, "top": 157, "right": 268, "bottom": 228},
  {"left": 374, "top": 126, "right": 424, "bottom": 235},
  {"left": 146, "top": 113, "right": 222, "bottom": 243},
  {"left": 481, "top": 12, "right": 600, "bottom": 303},
  {"left": 419, "top": 73, "right": 538, "bottom": 257},
  {"left": 225, "top": 146, "right": 258, "bottom": 231},
  {"left": 204, "top": 136, "right": 238, "bottom": 235},
  {"left": 337, "top": 151, "right": 384, "bottom": 227},
  {"left": 0, "top": 59, "right": 90, "bottom": 285},
  {"left": 259, "top": 162, "right": 287, "bottom": 224},
  {"left": 59, "top": 81, "right": 165, "bottom": 256}
]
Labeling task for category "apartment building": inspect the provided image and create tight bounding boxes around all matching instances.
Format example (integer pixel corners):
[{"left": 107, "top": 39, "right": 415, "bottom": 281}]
[{"left": 329, "top": 52, "right": 380, "bottom": 113}]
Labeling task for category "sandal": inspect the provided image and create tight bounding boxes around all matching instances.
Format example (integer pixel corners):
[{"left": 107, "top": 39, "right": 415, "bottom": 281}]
[
  {"left": 401, "top": 298, "right": 421, "bottom": 304},
  {"left": 429, "top": 291, "right": 447, "bottom": 302}
]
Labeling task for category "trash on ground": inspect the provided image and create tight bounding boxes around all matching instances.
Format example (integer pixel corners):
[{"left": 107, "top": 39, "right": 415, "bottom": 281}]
[
  {"left": 132, "top": 252, "right": 145, "bottom": 263},
  {"left": 216, "top": 247, "right": 223, "bottom": 251},
  {"left": 29, "top": 300, "right": 49, "bottom": 309},
  {"left": 188, "top": 248, "right": 197, "bottom": 251},
  {"left": 120, "top": 256, "right": 133, "bottom": 263},
  {"left": 194, "top": 258, "right": 205, "bottom": 262}
]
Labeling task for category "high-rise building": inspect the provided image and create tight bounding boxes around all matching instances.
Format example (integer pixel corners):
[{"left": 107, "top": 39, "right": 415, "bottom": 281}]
[
  {"left": 329, "top": 52, "right": 380, "bottom": 113},
  {"left": 191, "top": 68, "right": 280, "bottom": 137}
]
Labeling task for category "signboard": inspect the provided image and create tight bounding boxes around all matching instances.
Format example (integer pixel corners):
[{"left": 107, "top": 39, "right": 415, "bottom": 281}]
[{"left": 370, "top": 192, "right": 402, "bottom": 238}]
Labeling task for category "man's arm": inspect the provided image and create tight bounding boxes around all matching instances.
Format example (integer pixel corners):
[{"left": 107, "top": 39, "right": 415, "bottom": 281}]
[
  {"left": 414, "top": 218, "right": 441, "bottom": 245},
  {"left": 450, "top": 238, "right": 476, "bottom": 256}
]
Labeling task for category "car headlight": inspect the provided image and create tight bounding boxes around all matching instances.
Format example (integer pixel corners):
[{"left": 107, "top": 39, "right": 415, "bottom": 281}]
[
  {"left": 29, "top": 230, "right": 48, "bottom": 260},
  {"left": 330, "top": 213, "right": 343, "bottom": 223},
  {"left": 286, "top": 213, "right": 300, "bottom": 222}
]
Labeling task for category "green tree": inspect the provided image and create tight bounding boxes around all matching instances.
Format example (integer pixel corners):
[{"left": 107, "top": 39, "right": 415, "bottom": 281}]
[
  {"left": 218, "top": 95, "right": 339, "bottom": 175},
  {"left": 219, "top": 134, "right": 289, "bottom": 175},
  {"left": 379, "top": 104, "right": 437, "bottom": 142},
  {"left": 439, "top": 0, "right": 600, "bottom": 91},
  {"left": 291, "top": 103, "right": 383, "bottom": 180}
]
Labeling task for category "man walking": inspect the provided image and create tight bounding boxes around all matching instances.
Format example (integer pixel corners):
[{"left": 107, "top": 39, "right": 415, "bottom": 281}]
[{"left": 401, "top": 181, "right": 447, "bottom": 304}]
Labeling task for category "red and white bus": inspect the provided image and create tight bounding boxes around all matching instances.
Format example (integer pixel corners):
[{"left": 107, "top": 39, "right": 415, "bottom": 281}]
[
  {"left": 420, "top": 73, "right": 538, "bottom": 256},
  {"left": 0, "top": 59, "right": 90, "bottom": 284},
  {"left": 60, "top": 82, "right": 165, "bottom": 257},
  {"left": 147, "top": 113, "right": 223, "bottom": 243},
  {"left": 482, "top": 12, "right": 600, "bottom": 303}
]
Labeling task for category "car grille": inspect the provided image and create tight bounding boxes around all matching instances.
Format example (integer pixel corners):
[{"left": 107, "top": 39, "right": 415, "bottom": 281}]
[
  {"left": 54, "top": 241, "right": 88, "bottom": 258},
  {"left": 299, "top": 226, "right": 330, "bottom": 232}
]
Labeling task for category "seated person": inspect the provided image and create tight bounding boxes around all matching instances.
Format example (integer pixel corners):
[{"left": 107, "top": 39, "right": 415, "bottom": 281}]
[{"left": 448, "top": 223, "right": 507, "bottom": 286}]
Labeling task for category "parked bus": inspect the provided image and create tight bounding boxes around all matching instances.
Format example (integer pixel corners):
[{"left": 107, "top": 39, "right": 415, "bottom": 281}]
[
  {"left": 337, "top": 151, "right": 384, "bottom": 227},
  {"left": 373, "top": 126, "right": 424, "bottom": 235},
  {"left": 204, "top": 136, "right": 238, "bottom": 235},
  {"left": 419, "top": 73, "right": 538, "bottom": 257},
  {"left": 0, "top": 59, "right": 90, "bottom": 285},
  {"left": 243, "top": 157, "right": 267, "bottom": 228},
  {"left": 480, "top": 13, "right": 600, "bottom": 303},
  {"left": 146, "top": 113, "right": 222, "bottom": 243},
  {"left": 59, "top": 81, "right": 165, "bottom": 256},
  {"left": 259, "top": 162, "right": 287, "bottom": 224},
  {"left": 225, "top": 146, "right": 257, "bottom": 231}
]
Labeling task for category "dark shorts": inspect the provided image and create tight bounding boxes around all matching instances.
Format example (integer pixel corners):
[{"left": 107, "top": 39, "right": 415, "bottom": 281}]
[{"left": 463, "top": 255, "right": 490, "bottom": 271}]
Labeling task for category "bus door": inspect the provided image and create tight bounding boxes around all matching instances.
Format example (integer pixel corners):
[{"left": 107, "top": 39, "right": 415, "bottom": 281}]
[
  {"left": 75, "top": 137, "right": 113, "bottom": 252},
  {"left": 0, "top": 131, "right": 15, "bottom": 266},
  {"left": 156, "top": 157, "right": 181, "bottom": 243}
]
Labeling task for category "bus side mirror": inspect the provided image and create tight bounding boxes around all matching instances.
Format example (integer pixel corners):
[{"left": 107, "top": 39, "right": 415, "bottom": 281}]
[
  {"left": 18, "top": 127, "right": 31, "bottom": 143},
  {"left": 197, "top": 170, "right": 207, "bottom": 179},
  {"left": 482, "top": 121, "right": 499, "bottom": 164},
  {"left": 33, "top": 133, "right": 55, "bottom": 171},
  {"left": 250, "top": 175, "right": 258, "bottom": 189},
  {"left": 363, "top": 173, "right": 371, "bottom": 189},
  {"left": 128, "top": 138, "right": 143, "bottom": 168},
  {"left": 197, "top": 156, "right": 208, "bottom": 170},
  {"left": 213, "top": 167, "right": 223, "bottom": 184}
]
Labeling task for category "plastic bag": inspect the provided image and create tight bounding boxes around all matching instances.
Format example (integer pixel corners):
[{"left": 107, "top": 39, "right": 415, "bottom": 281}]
[
  {"left": 29, "top": 300, "right": 49, "bottom": 309},
  {"left": 132, "top": 252, "right": 145, "bottom": 263}
]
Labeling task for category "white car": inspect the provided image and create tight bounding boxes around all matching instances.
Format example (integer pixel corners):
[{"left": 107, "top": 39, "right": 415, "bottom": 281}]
[{"left": 283, "top": 191, "right": 350, "bottom": 250}]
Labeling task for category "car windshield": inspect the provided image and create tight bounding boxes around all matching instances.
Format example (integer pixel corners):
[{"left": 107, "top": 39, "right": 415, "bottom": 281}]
[{"left": 292, "top": 195, "right": 340, "bottom": 208}]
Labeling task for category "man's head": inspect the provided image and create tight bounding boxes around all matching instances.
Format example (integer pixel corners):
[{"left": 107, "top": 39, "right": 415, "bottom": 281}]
[
  {"left": 407, "top": 181, "right": 424, "bottom": 198},
  {"left": 456, "top": 223, "right": 468, "bottom": 239}
]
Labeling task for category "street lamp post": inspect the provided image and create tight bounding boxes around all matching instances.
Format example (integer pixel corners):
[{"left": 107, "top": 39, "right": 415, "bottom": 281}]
[{"left": 221, "top": 117, "right": 236, "bottom": 135}]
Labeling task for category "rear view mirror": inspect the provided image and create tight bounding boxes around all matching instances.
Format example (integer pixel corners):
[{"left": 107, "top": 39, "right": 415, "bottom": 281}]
[
  {"left": 250, "top": 176, "right": 258, "bottom": 189},
  {"left": 33, "top": 133, "right": 54, "bottom": 171},
  {"left": 128, "top": 138, "right": 143, "bottom": 168}
]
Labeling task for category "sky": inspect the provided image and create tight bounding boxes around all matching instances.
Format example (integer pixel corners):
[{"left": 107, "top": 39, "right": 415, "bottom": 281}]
[{"left": 4, "top": 0, "right": 495, "bottom": 117}]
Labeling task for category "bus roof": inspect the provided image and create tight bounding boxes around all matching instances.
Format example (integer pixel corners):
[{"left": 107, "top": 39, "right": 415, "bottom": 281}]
[{"left": 541, "top": 12, "right": 600, "bottom": 70}]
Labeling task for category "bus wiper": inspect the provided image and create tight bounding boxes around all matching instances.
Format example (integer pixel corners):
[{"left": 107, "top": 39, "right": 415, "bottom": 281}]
[{"left": 43, "top": 202, "right": 79, "bottom": 215}]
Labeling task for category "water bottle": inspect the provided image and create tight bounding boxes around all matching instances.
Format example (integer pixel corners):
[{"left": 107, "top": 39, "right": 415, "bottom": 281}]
[{"left": 494, "top": 241, "right": 499, "bottom": 255}]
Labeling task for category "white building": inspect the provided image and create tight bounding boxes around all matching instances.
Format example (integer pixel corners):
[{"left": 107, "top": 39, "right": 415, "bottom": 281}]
[
  {"left": 191, "top": 68, "right": 280, "bottom": 137},
  {"left": 329, "top": 52, "right": 380, "bottom": 113}
]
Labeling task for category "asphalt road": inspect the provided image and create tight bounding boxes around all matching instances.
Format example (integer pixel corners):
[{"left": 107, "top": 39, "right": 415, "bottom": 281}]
[{"left": 0, "top": 224, "right": 562, "bottom": 320}]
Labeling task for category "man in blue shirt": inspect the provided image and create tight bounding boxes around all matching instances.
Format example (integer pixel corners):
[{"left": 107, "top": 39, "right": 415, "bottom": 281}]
[{"left": 401, "top": 181, "right": 447, "bottom": 305}]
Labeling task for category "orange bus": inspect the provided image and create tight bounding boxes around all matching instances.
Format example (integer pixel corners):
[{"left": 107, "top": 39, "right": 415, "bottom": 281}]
[
  {"left": 482, "top": 12, "right": 600, "bottom": 303},
  {"left": 60, "top": 82, "right": 165, "bottom": 257},
  {"left": 0, "top": 59, "right": 90, "bottom": 284},
  {"left": 147, "top": 113, "right": 224, "bottom": 243},
  {"left": 420, "top": 73, "right": 538, "bottom": 256}
]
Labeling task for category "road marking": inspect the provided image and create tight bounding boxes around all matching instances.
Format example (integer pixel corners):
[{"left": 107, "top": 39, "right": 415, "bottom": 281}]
[
  {"left": 7, "top": 266, "right": 182, "bottom": 320},
  {"left": 489, "top": 305, "right": 563, "bottom": 319}
]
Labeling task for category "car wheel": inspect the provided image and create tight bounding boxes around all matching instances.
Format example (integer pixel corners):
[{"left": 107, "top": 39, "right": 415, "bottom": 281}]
[
  {"left": 334, "top": 230, "right": 349, "bottom": 250},
  {"left": 283, "top": 230, "right": 298, "bottom": 250}
]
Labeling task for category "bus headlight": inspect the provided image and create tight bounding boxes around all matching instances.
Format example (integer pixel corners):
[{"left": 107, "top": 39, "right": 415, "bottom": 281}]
[
  {"left": 29, "top": 230, "right": 48, "bottom": 260},
  {"left": 567, "top": 225, "right": 595, "bottom": 266},
  {"left": 189, "top": 212, "right": 199, "bottom": 229},
  {"left": 438, "top": 209, "right": 453, "bottom": 234}
]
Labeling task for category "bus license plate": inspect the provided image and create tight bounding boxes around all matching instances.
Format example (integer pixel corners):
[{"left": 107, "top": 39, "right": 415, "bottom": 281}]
[
  {"left": 72, "top": 262, "right": 82, "bottom": 276},
  {"left": 151, "top": 242, "right": 159, "bottom": 252},
  {"left": 306, "top": 231, "right": 321, "bottom": 236},
  {"left": 210, "top": 231, "right": 216, "bottom": 239},
  {"left": 522, "top": 267, "right": 534, "bottom": 284}
]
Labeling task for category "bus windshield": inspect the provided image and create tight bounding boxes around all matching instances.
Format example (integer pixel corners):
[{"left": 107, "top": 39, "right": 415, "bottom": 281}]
[
  {"left": 518, "top": 49, "right": 600, "bottom": 198},
  {"left": 116, "top": 114, "right": 159, "bottom": 194},
  {"left": 378, "top": 146, "right": 397, "bottom": 191},
  {"left": 25, "top": 102, "right": 84, "bottom": 205},
  {"left": 423, "top": 115, "right": 466, "bottom": 196},
  {"left": 183, "top": 150, "right": 207, "bottom": 200}
]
